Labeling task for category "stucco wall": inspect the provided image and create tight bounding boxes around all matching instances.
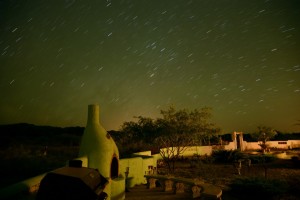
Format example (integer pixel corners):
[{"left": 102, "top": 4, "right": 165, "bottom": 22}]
[
  {"left": 133, "top": 151, "right": 152, "bottom": 156},
  {"left": 290, "top": 140, "right": 300, "bottom": 148},
  {"left": 268, "top": 141, "right": 289, "bottom": 149},
  {"left": 224, "top": 142, "right": 236, "bottom": 150},
  {"left": 225, "top": 140, "right": 300, "bottom": 151},
  {"left": 111, "top": 177, "right": 125, "bottom": 200},
  {"left": 119, "top": 157, "right": 144, "bottom": 187},
  {"left": 181, "top": 146, "right": 213, "bottom": 156},
  {"left": 119, "top": 155, "right": 158, "bottom": 188},
  {"left": 244, "top": 142, "right": 261, "bottom": 150},
  {"left": 159, "top": 145, "right": 213, "bottom": 158},
  {"left": 0, "top": 173, "right": 46, "bottom": 199}
]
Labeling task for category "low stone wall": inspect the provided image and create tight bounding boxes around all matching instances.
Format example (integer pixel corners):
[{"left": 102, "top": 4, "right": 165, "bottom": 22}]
[
  {"left": 144, "top": 175, "right": 222, "bottom": 199},
  {"left": 0, "top": 172, "right": 46, "bottom": 199}
]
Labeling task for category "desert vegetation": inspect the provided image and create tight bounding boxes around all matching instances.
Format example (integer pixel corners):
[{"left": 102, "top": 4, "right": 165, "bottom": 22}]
[
  {"left": 1, "top": 106, "right": 300, "bottom": 199},
  {"left": 156, "top": 150, "right": 300, "bottom": 199}
]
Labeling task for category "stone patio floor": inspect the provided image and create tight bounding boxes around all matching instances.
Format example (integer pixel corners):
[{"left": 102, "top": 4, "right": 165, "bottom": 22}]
[{"left": 124, "top": 184, "right": 194, "bottom": 200}]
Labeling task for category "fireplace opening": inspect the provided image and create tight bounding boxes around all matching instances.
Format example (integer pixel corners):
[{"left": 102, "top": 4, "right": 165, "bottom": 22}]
[{"left": 110, "top": 156, "right": 119, "bottom": 179}]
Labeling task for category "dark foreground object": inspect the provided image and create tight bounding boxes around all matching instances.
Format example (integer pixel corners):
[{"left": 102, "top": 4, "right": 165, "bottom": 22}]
[{"left": 36, "top": 166, "right": 108, "bottom": 200}]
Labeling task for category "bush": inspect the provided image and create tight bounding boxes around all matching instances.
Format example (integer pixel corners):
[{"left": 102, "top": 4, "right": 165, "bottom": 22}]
[
  {"left": 211, "top": 150, "right": 246, "bottom": 163},
  {"left": 249, "top": 154, "right": 277, "bottom": 164},
  {"left": 230, "top": 177, "right": 288, "bottom": 199}
]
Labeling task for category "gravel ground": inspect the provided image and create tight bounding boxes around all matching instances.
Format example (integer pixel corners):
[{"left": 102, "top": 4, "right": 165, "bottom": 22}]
[{"left": 156, "top": 159, "right": 300, "bottom": 199}]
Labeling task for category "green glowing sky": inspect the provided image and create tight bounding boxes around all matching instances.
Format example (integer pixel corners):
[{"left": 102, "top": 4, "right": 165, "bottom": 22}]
[{"left": 0, "top": 0, "right": 299, "bottom": 133}]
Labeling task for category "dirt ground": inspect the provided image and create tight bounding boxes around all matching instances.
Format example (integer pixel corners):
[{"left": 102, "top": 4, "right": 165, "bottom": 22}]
[
  {"left": 125, "top": 185, "right": 193, "bottom": 200},
  {"left": 156, "top": 159, "right": 300, "bottom": 199}
]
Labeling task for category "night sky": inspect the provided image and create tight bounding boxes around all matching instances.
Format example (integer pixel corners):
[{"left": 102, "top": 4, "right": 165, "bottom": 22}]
[{"left": 0, "top": 0, "right": 299, "bottom": 133}]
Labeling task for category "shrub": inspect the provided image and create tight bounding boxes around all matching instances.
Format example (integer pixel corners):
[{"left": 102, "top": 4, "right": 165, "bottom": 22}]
[
  {"left": 249, "top": 154, "right": 277, "bottom": 164},
  {"left": 230, "top": 177, "right": 288, "bottom": 199},
  {"left": 211, "top": 150, "right": 246, "bottom": 163}
]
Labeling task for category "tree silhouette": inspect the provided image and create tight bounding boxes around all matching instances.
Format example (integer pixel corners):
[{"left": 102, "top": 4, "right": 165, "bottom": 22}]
[
  {"left": 118, "top": 106, "right": 220, "bottom": 173},
  {"left": 253, "top": 126, "right": 277, "bottom": 153},
  {"left": 154, "top": 106, "right": 220, "bottom": 173}
]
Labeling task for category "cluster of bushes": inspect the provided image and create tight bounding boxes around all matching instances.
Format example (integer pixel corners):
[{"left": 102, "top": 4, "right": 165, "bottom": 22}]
[
  {"left": 211, "top": 150, "right": 300, "bottom": 198},
  {"left": 248, "top": 154, "right": 277, "bottom": 164},
  {"left": 211, "top": 150, "right": 246, "bottom": 163},
  {"left": 211, "top": 150, "right": 278, "bottom": 164}
]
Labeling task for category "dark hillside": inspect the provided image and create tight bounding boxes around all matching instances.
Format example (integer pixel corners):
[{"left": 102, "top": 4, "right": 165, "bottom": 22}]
[
  {"left": 0, "top": 123, "right": 84, "bottom": 188},
  {"left": 0, "top": 123, "right": 84, "bottom": 149}
]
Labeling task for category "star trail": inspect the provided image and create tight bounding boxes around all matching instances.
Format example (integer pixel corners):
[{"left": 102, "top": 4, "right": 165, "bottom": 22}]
[{"left": 0, "top": 0, "right": 299, "bottom": 133}]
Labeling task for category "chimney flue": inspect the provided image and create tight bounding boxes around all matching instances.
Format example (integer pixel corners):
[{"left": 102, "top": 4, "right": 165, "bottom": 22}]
[{"left": 87, "top": 104, "right": 100, "bottom": 125}]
